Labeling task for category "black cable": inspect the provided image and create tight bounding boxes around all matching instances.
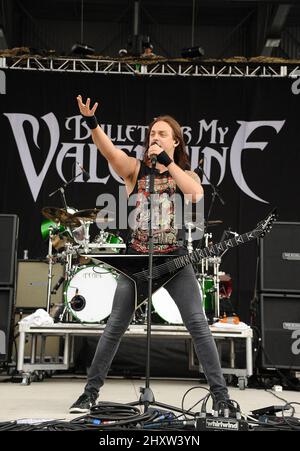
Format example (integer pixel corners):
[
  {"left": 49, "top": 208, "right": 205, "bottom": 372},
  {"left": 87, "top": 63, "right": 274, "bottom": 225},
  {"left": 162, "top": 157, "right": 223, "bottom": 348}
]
[
  {"left": 280, "top": 402, "right": 300, "bottom": 431},
  {"left": 70, "top": 402, "right": 154, "bottom": 429},
  {"left": 261, "top": 345, "right": 300, "bottom": 391},
  {"left": 180, "top": 386, "right": 211, "bottom": 419},
  {"left": 90, "top": 401, "right": 140, "bottom": 417},
  {"left": 265, "top": 389, "right": 290, "bottom": 404}
]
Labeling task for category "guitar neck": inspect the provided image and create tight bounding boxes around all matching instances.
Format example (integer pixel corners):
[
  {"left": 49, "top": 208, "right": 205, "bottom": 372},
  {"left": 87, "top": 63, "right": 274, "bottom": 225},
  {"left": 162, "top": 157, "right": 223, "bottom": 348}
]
[
  {"left": 150, "top": 229, "right": 260, "bottom": 279},
  {"left": 194, "top": 230, "right": 258, "bottom": 262},
  {"left": 110, "top": 210, "right": 276, "bottom": 286}
]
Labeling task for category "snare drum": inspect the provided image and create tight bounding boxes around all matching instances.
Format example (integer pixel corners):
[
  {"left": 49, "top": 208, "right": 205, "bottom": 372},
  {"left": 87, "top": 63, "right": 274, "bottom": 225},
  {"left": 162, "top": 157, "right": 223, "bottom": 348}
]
[
  {"left": 106, "top": 233, "right": 123, "bottom": 245},
  {"left": 92, "top": 232, "right": 124, "bottom": 253},
  {"left": 64, "top": 265, "right": 119, "bottom": 323}
]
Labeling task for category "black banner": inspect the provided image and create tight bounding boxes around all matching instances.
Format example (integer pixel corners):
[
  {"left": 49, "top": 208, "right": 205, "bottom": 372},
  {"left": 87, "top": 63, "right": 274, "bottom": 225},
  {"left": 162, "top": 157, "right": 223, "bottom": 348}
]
[{"left": 1, "top": 70, "right": 299, "bottom": 321}]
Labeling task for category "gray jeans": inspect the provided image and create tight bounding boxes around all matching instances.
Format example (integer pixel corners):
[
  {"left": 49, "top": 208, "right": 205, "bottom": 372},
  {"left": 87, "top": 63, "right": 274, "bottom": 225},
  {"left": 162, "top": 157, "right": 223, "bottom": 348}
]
[{"left": 84, "top": 264, "right": 228, "bottom": 398}]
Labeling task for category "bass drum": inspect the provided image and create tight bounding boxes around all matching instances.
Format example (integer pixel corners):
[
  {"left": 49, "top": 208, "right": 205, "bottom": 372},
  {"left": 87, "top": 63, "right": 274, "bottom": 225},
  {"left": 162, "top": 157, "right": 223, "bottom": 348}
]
[
  {"left": 152, "top": 281, "right": 203, "bottom": 325},
  {"left": 65, "top": 265, "right": 118, "bottom": 323}
]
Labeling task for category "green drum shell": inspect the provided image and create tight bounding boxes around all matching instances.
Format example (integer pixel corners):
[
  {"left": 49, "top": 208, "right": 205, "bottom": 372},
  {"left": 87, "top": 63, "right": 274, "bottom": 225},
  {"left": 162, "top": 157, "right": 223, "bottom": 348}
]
[
  {"left": 201, "top": 278, "right": 215, "bottom": 314},
  {"left": 105, "top": 234, "right": 123, "bottom": 244},
  {"left": 41, "top": 219, "right": 65, "bottom": 240}
]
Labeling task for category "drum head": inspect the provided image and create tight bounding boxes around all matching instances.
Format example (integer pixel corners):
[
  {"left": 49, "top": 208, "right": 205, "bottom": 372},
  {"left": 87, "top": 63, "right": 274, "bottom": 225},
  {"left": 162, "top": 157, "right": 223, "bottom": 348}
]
[
  {"left": 152, "top": 288, "right": 183, "bottom": 324},
  {"left": 152, "top": 282, "right": 203, "bottom": 325},
  {"left": 65, "top": 265, "right": 118, "bottom": 323}
]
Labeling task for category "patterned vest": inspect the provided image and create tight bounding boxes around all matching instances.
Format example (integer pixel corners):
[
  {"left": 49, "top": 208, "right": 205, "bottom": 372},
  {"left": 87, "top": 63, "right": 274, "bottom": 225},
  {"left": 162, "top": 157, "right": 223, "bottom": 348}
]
[{"left": 129, "top": 161, "right": 183, "bottom": 254}]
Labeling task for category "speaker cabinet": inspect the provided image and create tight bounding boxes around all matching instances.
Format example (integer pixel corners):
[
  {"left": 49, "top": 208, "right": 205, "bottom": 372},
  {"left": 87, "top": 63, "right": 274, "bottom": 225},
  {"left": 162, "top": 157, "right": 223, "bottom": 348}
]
[
  {"left": 0, "top": 288, "right": 14, "bottom": 362},
  {"left": 0, "top": 214, "right": 18, "bottom": 285},
  {"left": 261, "top": 293, "right": 300, "bottom": 369},
  {"left": 260, "top": 222, "right": 300, "bottom": 292},
  {"left": 16, "top": 260, "right": 64, "bottom": 309}
]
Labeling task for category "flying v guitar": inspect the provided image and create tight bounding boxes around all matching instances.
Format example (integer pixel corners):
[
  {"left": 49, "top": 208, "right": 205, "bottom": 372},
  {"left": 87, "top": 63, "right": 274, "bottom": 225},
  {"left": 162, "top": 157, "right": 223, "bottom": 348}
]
[{"left": 87, "top": 209, "right": 277, "bottom": 309}]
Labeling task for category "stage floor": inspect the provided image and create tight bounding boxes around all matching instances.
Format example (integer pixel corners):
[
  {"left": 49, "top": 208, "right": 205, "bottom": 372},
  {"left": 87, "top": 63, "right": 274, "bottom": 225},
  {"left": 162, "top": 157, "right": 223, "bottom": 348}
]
[{"left": 0, "top": 376, "right": 300, "bottom": 423}]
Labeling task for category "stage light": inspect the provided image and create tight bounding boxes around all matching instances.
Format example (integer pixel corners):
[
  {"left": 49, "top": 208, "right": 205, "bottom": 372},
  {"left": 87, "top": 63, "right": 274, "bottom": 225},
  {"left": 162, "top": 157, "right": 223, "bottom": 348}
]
[
  {"left": 265, "top": 38, "right": 281, "bottom": 48},
  {"left": 0, "top": 28, "right": 8, "bottom": 50},
  {"left": 127, "top": 34, "right": 151, "bottom": 57},
  {"left": 118, "top": 48, "right": 128, "bottom": 57},
  {"left": 181, "top": 46, "right": 204, "bottom": 58},
  {"left": 71, "top": 42, "right": 95, "bottom": 56}
]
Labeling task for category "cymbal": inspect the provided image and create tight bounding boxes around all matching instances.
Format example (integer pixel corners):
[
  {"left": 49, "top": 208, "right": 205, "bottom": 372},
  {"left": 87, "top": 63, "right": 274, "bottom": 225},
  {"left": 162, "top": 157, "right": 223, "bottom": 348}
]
[
  {"left": 207, "top": 220, "right": 223, "bottom": 226},
  {"left": 190, "top": 213, "right": 223, "bottom": 226},
  {"left": 219, "top": 273, "right": 231, "bottom": 282},
  {"left": 42, "top": 207, "right": 81, "bottom": 227},
  {"left": 73, "top": 208, "right": 114, "bottom": 223}
]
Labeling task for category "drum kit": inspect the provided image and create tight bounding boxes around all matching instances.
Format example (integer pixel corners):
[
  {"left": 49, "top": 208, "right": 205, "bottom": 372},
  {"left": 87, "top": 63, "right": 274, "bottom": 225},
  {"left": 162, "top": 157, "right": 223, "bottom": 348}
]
[
  {"left": 150, "top": 222, "right": 233, "bottom": 325},
  {"left": 195, "top": 230, "right": 233, "bottom": 324},
  {"left": 41, "top": 206, "right": 125, "bottom": 322},
  {"left": 41, "top": 206, "right": 233, "bottom": 325}
]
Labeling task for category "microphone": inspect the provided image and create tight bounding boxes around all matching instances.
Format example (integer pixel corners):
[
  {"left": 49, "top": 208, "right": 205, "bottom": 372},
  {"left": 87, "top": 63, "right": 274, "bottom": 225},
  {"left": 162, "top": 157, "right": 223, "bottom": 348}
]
[
  {"left": 149, "top": 140, "right": 161, "bottom": 166},
  {"left": 151, "top": 154, "right": 157, "bottom": 166},
  {"left": 76, "top": 162, "right": 90, "bottom": 181}
]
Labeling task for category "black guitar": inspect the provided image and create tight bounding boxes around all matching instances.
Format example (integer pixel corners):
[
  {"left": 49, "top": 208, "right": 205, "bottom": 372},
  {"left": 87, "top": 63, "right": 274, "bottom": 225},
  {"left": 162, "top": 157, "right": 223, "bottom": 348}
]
[{"left": 91, "top": 209, "right": 277, "bottom": 309}]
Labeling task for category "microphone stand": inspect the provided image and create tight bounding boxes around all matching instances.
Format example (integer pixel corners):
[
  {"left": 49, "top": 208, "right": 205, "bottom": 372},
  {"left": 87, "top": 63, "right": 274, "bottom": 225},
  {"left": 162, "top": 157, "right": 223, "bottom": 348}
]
[
  {"left": 196, "top": 162, "right": 225, "bottom": 236},
  {"left": 128, "top": 157, "right": 197, "bottom": 418},
  {"left": 141, "top": 158, "right": 156, "bottom": 410},
  {"left": 46, "top": 170, "right": 84, "bottom": 317},
  {"left": 48, "top": 172, "right": 82, "bottom": 210},
  {"left": 196, "top": 162, "right": 225, "bottom": 322}
]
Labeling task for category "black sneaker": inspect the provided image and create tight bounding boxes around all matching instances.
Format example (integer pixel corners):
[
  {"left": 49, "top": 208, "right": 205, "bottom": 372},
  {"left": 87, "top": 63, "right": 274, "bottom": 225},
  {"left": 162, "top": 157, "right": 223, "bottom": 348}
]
[{"left": 69, "top": 393, "right": 97, "bottom": 414}]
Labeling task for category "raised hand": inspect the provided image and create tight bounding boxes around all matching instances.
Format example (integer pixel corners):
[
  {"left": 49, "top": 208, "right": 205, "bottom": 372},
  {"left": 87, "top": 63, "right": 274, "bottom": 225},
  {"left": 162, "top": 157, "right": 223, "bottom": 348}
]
[{"left": 77, "top": 95, "right": 98, "bottom": 117}]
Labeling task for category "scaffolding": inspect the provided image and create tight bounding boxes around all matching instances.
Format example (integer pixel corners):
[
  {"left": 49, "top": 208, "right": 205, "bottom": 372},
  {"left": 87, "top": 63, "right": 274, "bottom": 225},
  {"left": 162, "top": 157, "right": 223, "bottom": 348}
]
[{"left": 1, "top": 55, "right": 300, "bottom": 78}]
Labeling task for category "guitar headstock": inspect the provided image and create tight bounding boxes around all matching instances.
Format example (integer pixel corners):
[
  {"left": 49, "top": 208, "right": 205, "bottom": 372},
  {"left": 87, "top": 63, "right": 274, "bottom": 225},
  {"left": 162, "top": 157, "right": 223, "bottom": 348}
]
[{"left": 255, "top": 208, "right": 278, "bottom": 238}]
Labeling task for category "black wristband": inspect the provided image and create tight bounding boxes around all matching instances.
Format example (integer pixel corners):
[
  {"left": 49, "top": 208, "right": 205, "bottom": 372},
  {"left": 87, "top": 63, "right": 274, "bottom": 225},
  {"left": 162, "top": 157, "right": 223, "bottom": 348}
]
[
  {"left": 157, "top": 150, "right": 173, "bottom": 167},
  {"left": 84, "top": 115, "right": 98, "bottom": 129}
]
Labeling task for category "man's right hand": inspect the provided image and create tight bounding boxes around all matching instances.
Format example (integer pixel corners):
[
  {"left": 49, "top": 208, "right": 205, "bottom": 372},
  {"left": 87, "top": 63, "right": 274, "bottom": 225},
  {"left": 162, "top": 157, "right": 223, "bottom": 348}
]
[{"left": 77, "top": 95, "right": 98, "bottom": 116}]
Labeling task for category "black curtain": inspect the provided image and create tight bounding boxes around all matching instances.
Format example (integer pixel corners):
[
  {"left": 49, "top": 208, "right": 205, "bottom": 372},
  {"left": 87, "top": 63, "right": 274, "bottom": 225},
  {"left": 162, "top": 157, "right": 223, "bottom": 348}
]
[{"left": 1, "top": 70, "right": 299, "bottom": 323}]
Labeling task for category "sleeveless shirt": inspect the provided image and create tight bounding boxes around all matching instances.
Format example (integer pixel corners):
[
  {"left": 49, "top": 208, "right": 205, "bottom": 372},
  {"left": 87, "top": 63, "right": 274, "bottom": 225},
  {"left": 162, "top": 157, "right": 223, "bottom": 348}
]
[{"left": 128, "top": 160, "right": 185, "bottom": 254}]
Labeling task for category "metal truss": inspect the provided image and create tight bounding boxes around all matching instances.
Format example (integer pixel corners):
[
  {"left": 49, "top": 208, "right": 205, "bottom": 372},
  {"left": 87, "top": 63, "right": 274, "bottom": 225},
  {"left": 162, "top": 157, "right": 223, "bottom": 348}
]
[{"left": 1, "top": 55, "right": 300, "bottom": 78}]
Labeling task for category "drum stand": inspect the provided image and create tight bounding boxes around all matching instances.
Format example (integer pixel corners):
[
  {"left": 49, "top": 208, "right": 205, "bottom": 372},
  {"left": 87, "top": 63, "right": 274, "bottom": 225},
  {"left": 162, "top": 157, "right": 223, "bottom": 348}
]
[
  {"left": 46, "top": 227, "right": 54, "bottom": 314},
  {"left": 185, "top": 222, "right": 194, "bottom": 254},
  {"left": 45, "top": 228, "right": 73, "bottom": 321},
  {"left": 46, "top": 171, "right": 80, "bottom": 317},
  {"left": 198, "top": 233, "right": 221, "bottom": 322},
  {"left": 201, "top": 232, "right": 212, "bottom": 275},
  {"left": 81, "top": 220, "right": 92, "bottom": 254},
  {"left": 57, "top": 243, "right": 77, "bottom": 323},
  {"left": 211, "top": 256, "right": 221, "bottom": 320}
]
